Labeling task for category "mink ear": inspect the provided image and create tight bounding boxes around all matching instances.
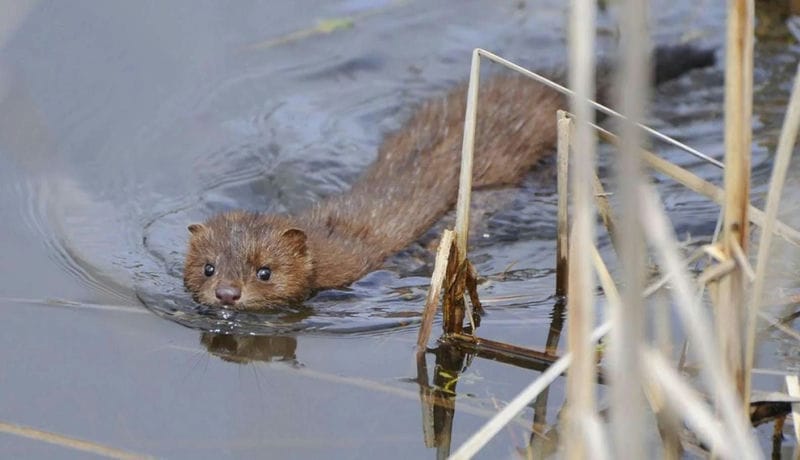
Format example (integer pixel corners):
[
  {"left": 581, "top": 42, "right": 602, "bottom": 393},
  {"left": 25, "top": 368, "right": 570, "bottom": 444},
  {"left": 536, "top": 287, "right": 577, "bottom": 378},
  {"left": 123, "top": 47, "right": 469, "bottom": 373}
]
[
  {"left": 188, "top": 223, "right": 206, "bottom": 235},
  {"left": 281, "top": 228, "right": 307, "bottom": 256}
]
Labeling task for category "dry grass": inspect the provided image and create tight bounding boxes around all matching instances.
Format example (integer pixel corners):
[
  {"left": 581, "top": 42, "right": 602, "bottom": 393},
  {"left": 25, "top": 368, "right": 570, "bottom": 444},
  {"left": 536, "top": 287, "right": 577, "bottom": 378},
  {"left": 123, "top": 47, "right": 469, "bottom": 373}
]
[{"left": 419, "top": 1, "right": 800, "bottom": 458}]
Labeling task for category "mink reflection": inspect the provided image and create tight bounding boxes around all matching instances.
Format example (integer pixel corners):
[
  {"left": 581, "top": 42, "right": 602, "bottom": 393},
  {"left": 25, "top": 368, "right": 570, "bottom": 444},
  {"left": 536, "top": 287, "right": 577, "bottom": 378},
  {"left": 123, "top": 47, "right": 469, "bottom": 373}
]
[{"left": 201, "top": 332, "right": 297, "bottom": 364}]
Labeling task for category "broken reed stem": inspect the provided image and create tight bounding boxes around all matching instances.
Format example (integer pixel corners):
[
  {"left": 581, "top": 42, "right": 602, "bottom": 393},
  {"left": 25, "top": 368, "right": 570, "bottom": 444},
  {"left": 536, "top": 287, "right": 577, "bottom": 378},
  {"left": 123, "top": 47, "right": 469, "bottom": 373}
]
[
  {"left": 719, "top": 0, "right": 754, "bottom": 403},
  {"left": 564, "top": 0, "right": 598, "bottom": 457},
  {"left": 442, "top": 255, "right": 467, "bottom": 334},
  {"left": 417, "top": 229, "right": 454, "bottom": 351},
  {"left": 593, "top": 124, "right": 800, "bottom": 246},
  {"left": 440, "top": 48, "right": 482, "bottom": 336},
  {"left": 556, "top": 110, "right": 571, "bottom": 297},
  {"left": 745, "top": 62, "right": 800, "bottom": 405}
]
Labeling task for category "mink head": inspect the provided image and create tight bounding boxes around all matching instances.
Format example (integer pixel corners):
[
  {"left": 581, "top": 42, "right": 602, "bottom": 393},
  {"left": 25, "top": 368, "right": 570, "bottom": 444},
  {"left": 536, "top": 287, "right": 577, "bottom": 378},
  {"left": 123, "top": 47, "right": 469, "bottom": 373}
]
[{"left": 183, "top": 211, "right": 314, "bottom": 310}]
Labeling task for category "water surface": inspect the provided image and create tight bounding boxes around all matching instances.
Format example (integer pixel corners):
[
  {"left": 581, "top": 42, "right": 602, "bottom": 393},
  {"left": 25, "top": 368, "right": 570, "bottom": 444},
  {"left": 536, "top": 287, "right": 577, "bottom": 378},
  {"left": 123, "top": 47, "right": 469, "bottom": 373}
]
[{"left": 1, "top": 0, "right": 798, "bottom": 457}]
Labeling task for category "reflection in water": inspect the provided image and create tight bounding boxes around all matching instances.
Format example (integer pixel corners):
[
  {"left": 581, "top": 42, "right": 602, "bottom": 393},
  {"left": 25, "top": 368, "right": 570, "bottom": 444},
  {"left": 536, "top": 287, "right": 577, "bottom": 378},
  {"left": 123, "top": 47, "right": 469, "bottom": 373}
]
[
  {"left": 416, "top": 298, "right": 568, "bottom": 458},
  {"left": 201, "top": 332, "right": 297, "bottom": 364},
  {"left": 138, "top": 255, "right": 430, "bottom": 333},
  {"left": 416, "top": 344, "right": 467, "bottom": 460},
  {"left": 530, "top": 296, "right": 566, "bottom": 454}
]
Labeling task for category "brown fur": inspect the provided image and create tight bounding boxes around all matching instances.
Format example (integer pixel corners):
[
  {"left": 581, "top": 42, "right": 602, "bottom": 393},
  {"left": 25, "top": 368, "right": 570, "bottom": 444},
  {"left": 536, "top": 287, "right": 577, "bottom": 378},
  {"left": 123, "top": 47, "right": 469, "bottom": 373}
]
[
  {"left": 183, "top": 45, "right": 715, "bottom": 310},
  {"left": 184, "top": 75, "right": 562, "bottom": 309},
  {"left": 184, "top": 212, "right": 315, "bottom": 309}
]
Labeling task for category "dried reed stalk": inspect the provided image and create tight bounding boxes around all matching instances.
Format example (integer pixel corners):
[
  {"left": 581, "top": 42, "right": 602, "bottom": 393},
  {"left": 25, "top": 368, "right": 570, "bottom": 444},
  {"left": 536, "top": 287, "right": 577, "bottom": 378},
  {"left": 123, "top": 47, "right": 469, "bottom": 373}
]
[
  {"left": 639, "top": 184, "right": 761, "bottom": 457},
  {"left": 608, "top": 2, "right": 649, "bottom": 456},
  {"left": 556, "top": 111, "right": 571, "bottom": 297},
  {"left": 564, "top": 0, "right": 598, "bottom": 457},
  {"left": 417, "top": 229, "right": 454, "bottom": 350},
  {"left": 447, "top": 12, "right": 789, "bottom": 452},
  {"left": 454, "top": 49, "right": 481, "bottom": 256},
  {"left": 448, "top": 233, "right": 623, "bottom": 459},
  {"left": 453, "top": 231, "right": 688, "bottom": 458},
  {"left": 437, "top": 47, "right": 484, "bottom": 336},
  {"left": 718, "top": 0, "right": 755, "bottom": 402}
]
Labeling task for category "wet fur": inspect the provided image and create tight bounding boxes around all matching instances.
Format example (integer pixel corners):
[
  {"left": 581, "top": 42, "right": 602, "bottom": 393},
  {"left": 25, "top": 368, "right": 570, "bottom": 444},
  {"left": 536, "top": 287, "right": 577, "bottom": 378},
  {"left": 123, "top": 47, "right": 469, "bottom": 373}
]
[
  {"left": 184, "top": 45, "right": 715, "bottom": 310},
  {"left": 184, "top": 212, "right": 314, "bottom": 308}
]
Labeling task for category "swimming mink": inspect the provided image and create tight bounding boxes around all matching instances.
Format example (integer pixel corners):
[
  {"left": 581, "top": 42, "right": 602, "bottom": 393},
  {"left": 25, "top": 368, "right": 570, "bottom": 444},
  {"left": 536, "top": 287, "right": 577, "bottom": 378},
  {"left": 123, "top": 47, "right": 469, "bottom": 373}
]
[{"left": 183, "top": 45, "right": 715, "bottom": 310}]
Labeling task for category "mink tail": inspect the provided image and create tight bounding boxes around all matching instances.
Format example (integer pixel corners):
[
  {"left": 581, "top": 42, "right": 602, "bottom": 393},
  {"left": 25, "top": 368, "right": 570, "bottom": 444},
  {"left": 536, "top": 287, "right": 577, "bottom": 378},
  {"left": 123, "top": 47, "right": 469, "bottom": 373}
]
[
  {"left": 596, "top": 43, "right": 716, "bottom": 104},
  {"left": 596, "top": 43, "right": 716, "bottom": 113},
  {"left": 653, "top": 44, "right": 716, "bottom": 85}
]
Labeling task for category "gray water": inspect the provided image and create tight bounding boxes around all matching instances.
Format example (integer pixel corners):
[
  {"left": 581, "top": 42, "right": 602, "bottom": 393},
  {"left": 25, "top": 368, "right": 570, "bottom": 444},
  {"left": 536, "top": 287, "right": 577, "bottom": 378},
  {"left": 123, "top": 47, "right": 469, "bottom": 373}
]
[{"left": 1, "top": 0, "right": 799, "bottom": 458}]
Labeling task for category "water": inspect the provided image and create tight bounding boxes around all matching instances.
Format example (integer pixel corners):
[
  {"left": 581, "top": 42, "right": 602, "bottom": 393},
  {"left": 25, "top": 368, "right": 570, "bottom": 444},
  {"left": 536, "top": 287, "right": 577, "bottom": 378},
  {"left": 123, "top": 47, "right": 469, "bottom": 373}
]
[{"left": 1, "top": 0, "right": 798, "bottom": 458}]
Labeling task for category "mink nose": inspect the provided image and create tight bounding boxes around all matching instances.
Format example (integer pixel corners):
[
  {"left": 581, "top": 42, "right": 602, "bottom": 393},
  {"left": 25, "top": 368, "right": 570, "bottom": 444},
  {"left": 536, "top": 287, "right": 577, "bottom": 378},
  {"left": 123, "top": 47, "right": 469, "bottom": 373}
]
[{"left": 215, "top": 285, "right": 241, "bottom": 305}]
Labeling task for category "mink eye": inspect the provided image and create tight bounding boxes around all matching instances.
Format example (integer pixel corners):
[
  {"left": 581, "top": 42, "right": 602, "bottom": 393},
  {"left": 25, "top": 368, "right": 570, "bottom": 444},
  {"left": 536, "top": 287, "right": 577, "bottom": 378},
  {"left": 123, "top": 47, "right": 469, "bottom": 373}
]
[
  {"left": 256, "top": 266, "right": 271, "bottom": 281},
  {"left": 203, "top": 263, "right": 215, "bottom": 277}
]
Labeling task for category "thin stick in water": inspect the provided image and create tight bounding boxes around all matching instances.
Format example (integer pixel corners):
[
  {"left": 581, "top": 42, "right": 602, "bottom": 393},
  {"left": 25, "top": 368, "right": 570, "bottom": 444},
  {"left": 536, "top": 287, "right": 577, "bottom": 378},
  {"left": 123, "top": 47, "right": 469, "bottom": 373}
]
[
  {"left": 564, "top": 0, "right": 599, "bottom": 456},
  {"left": 609, "top": 1, "right": 650, "bottom": 454},
  {"left": 556, "top": 110, "right": 571, "bottom": 297},
  {"left": 417, "top": 229, "right": 454, "bottom": 350}
]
